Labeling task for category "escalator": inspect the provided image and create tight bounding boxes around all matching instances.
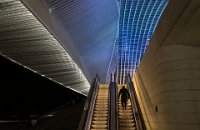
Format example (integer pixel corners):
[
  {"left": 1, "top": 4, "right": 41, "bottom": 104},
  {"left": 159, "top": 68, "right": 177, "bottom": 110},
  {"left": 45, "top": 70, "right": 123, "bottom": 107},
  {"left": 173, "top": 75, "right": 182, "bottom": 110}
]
[
  {"left": 118, "top": 98, "right": 136, "bottom": 130},
  {"left": 90, "top": 84, "right": 109, "bottom": 130},
  {"left": 78, "top": 74, "right": 145, "bottom": 130}
]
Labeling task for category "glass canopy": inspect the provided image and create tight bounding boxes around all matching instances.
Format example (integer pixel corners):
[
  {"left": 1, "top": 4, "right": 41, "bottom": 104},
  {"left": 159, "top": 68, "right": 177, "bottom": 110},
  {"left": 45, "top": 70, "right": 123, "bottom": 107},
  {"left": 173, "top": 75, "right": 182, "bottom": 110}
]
[{"left": 107, "top": 0, "right": 168, "bottom": 84}]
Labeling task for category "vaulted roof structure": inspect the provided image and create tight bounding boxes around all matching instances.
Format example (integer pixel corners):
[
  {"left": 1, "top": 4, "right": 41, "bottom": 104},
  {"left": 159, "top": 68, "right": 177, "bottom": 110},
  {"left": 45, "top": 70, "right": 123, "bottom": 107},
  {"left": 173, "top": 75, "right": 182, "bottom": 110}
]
[{"left": 0, "top": 0, "right": 168, "bottom": 95}]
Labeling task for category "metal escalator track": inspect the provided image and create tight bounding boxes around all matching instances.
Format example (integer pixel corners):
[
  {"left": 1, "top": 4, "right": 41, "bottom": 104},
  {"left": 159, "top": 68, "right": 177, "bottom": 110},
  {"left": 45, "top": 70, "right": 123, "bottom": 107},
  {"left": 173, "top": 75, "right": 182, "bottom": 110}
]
[
  {"left": 118, "top": 94, "right": 136, "bottom": 130},
  {"left": 90, "top": 84, "right": 109, "bottom": 130}
]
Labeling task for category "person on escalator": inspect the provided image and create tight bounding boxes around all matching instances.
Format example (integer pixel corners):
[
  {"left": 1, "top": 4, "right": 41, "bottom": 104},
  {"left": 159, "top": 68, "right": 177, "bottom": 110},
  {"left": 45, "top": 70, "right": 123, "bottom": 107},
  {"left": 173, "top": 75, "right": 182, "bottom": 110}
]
[{"left": 118, "top": 86, "right": 129, "bottom": 111}]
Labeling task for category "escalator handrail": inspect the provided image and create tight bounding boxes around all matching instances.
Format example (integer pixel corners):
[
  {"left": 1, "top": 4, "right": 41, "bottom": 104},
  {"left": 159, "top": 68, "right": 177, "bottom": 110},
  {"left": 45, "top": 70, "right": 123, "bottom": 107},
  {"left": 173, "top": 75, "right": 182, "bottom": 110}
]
[
  {"left": 109, "top": 81, "right": 117, "bottom": 130},
  {"left": 77, "top": 74, "right": 100, "bottom": 130},
  {"left": 115, "top": 82, "right": 119, "bottom": 130},
  {"left": 126, "top": 74, "right": 146, "bottom": 130},
  {"left": 83, "top": 81, "right": 99, "bottom": 130}
]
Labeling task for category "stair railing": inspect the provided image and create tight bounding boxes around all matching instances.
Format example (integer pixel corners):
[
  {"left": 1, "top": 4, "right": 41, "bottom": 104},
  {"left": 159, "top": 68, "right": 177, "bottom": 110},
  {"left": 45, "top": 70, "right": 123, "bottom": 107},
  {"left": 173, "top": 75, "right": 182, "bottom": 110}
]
[
  {"left": 126, "top": 73, "right": 146, "bottom": 130},
  {"left": 77, "top": 74, "right": 100, "bottom": 130}
]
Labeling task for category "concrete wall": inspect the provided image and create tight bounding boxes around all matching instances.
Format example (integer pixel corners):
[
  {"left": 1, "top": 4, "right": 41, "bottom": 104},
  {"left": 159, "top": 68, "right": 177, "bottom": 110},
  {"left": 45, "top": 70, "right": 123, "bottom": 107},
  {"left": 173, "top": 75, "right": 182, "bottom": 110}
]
[{"left": 133, "top": 0, "right": 200, "bottom": 129}]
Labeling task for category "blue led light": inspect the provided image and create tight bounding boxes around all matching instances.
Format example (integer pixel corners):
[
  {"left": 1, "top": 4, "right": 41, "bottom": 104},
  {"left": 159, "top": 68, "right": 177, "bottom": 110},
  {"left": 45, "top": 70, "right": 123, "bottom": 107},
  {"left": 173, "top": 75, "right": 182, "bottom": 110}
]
[{"left": 107, "top": 0, "right": 168, "bottom": 84}]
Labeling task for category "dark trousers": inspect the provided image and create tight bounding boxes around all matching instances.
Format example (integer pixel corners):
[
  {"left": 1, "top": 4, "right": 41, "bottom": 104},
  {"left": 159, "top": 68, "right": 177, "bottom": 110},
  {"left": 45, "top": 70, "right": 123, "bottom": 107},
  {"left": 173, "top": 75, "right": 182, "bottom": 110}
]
[{"left": 121, "top": 97, "right": 127, "bottom": 110}]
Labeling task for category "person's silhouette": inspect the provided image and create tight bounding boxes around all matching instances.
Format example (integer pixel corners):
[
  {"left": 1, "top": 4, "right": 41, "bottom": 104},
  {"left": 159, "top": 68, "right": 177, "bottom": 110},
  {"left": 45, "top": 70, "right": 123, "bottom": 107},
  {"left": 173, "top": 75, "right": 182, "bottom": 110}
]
[{"left": 118, "top": 86, "right": 129, "bottom": 111}]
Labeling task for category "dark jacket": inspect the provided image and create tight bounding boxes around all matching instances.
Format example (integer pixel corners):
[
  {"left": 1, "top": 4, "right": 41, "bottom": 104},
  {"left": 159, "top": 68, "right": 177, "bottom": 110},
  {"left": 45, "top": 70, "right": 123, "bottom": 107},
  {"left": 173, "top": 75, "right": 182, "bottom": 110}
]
[{"left": 119, "top": 87, "right": 129, "bottom": 100}]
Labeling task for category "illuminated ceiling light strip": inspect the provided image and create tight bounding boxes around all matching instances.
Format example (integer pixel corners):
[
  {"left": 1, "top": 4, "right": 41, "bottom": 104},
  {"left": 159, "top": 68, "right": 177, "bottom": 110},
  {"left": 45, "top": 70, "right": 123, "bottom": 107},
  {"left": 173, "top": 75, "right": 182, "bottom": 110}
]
[
  {"left": 134, "top": 0, "right": 146, "bottom": 73},
  {"left": 117, "top": 0, "right": 168, "bottom": 81},
  {"left": 132, "top": 1, "right": 145, "bottom": 74},
  {"left": 140, "top": 0, "right": 159, "bottom": 61},
  {"left": 123, "top": 0, "right": 132, "bottom": 83},
  {"left": 122, "top": 0, "right": 128, "bottom": 84},
  {"left": 116, "top": 39, "right": 119, "bottom": 83},
  {"left": 126, "top": 0, "right": 134, "bottom": 75},
  {"left": 135, "top": 0, "right": 149, "bottom": 69},
  {"left": 119, "top": 0, "right": 126, "bottom": 84},
  {"left": 120, "top": 0, "right": 126, "bottom": 84},
  {"left": 143, "top": 0, "right": 168, "bottom": 53},
  {"left": 137, "top": 0, "right": 154, "bottom": 64},
  {"left": 144, "top": 0, "right": 169, "bottom": 51},
  {"left": 129, "top": 0, "right": 139, "bottom": 76},
  {"left": 105, "top": 40, "right": 117, "bottom": 83}
]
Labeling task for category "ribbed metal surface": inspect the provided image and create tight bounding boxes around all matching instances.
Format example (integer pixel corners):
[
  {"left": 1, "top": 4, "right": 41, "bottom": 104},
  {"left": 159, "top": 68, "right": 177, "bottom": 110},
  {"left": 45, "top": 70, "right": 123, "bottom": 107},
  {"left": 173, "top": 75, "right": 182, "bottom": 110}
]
[
  {"left": 0, "top": 0, "right": 90, "bottom": 95},
  {"left": 21, "top": 0, "right": 168, "bottom": 85},
  {"left": 22, "top": 0, "right": 119, "bottom": 83},
  {"left": 0, "top": 0, "right": 168, "bottom": 94}
]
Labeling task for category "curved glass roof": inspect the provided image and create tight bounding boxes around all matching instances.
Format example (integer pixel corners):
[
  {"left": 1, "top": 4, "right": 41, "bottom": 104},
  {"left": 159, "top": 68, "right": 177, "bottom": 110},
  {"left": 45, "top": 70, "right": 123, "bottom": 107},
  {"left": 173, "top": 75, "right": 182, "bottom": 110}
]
[
  {"left": 0, "top": 0, "right": 169, "bottom": 94},
  {"left": 107, "top": 0, "right": 168, "bottom": 84}
]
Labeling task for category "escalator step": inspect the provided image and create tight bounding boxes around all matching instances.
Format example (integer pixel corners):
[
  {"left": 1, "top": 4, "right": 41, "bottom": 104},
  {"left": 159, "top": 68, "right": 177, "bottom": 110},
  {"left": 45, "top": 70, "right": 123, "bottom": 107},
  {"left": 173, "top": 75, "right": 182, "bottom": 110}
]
[
  {"left": 96, "top": 100, "right": 108, "bottom": 102},
  {"left": 91, "top": 125, "right": 107, "bottom": 129},
  {"left": 95, "top": 108, "right": 108, "bottom": 111},
  {"left": 90, "top": 128, "right": 108, "bottom": 130},
  {"left": 119, "top": 116, "right": 133, "bottom": 119},
  {"left": 119, "top": 119, "right": 134, "bottom": 123},
  {"left": 96, "top": 99, "right": 108, "bottom": 101},
  {"left": 95, "top": 104, "right": 108, "bottom": 107},
  {"left": 119, "top": 112, "right": 133, "bottom": 116},
  {"left": 118, "top": 110, "right": 132, "bottom": 113},
  {"left": 94, "top": 111, "right": 108, "bottom": 114},
  {"left": 95, "top": 106, "right": 108, "bottom": 109},
  {"left": 93, "top": 117, "right": 107, "bottom": 121},
  {"left": 119, "top": 127, "right": 136, "bottom": 130},
  {"left": 94, "top": 114, "right": 108, "bottom": 117},
  {"left": 118, "top": 106, "right": 132, "bottom": 109},
  {"left": 119, "top": 123, "right": 135, "bottom": 127},
  {"left": 96, "top": 99, "right": 108, "bottom": 100},
  {"left": 96, "top": 103, "right": 108, "bottom": 105},
  {"left": 92, "top": 121, "right": 107, "bottom": 125}
]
